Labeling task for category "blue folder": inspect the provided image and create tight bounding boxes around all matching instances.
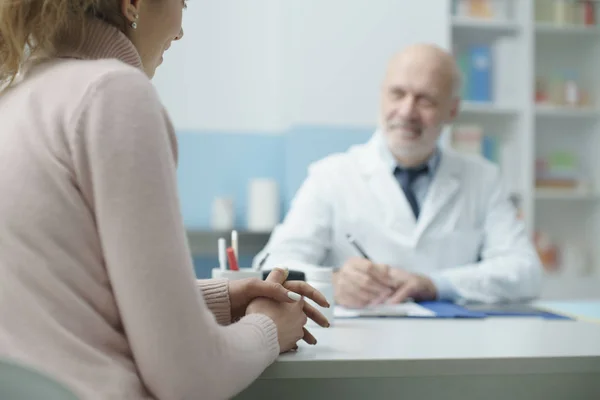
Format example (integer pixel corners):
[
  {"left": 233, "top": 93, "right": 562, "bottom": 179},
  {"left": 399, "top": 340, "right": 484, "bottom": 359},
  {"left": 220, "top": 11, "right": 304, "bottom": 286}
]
[
  {"left": 418, "top": 301, "right": 486, "bottom": 318},
  {"left": 421, "top": 301, "right": 572, "bottom": 320},
  {"left": 335, "top": 301, "right": 573, "bottom": 320}
]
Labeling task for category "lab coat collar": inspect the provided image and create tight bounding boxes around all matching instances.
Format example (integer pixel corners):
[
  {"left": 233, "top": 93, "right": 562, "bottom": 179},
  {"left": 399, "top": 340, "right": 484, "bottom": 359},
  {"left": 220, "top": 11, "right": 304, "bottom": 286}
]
[
  {"left": 359, "top": 130, "right": 454, "bottom": 175},
  {"left": 356, "top": 130, "right": 463, "bottom": 244}
]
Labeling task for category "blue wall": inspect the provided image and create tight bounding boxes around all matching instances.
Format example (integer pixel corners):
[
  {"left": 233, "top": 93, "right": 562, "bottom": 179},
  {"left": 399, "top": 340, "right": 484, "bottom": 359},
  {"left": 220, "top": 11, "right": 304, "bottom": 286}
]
[
  {"left": 284, "top": 125, "right": 374, "bottom": 207},
  {"left": 177, "top": 125, "right": 375, "bottom": 230},
  {"left": 177, "top": 132, "right": 285, "bottom": 229}
]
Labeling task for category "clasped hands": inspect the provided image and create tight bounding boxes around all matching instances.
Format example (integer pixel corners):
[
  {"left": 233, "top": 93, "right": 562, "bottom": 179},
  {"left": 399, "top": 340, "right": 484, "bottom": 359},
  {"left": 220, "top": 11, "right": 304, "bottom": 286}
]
[
  {"left": 227, "top": 267, "right": 330, "bottom": 353},
  {"left": 333, "top": 257, "right": 438, "bottom": 308}
]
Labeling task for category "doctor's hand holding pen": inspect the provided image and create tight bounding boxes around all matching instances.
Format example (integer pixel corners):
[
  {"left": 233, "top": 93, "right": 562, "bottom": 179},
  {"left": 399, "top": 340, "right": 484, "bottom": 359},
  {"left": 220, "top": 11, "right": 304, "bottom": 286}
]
[
  {"left": 335, "top": 235, "right": 438, "bottom": 308},
  {"left": 334, "top": 257, "right": 438, "bottom": 307}
]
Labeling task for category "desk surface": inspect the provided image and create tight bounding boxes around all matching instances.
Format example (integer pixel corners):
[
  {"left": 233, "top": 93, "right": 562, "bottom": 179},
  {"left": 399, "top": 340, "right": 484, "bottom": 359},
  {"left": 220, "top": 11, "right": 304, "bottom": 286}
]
[{"left": 263, "top": 318, "right": 600, "bottom": 379}]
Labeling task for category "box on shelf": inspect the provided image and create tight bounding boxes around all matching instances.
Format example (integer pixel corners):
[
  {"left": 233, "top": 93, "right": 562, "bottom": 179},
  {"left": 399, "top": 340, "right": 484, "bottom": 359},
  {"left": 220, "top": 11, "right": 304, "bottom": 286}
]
[
  {"left": 452, "top": 0, "right": 514, "bottom": 20},
  {"left": 469, "top": 45, "right": 493, "bottom": 102},
  {"left": 534, "top": 233, "right": 595, "bottom": 276},
  {"left": 535, "top": 70, "right": 593, "bottom": 108},
  {"left": 535, "top": 0, "right": 597, "bottom": 26},
  {"left": 455, "top": 45, "right": 494, "bottom": 103},
  {"left": 535, "top": 151, "right": 592, "bottom": 193},
  {"left": 451, "top": 124, "right": 499, "bottom": 163}
]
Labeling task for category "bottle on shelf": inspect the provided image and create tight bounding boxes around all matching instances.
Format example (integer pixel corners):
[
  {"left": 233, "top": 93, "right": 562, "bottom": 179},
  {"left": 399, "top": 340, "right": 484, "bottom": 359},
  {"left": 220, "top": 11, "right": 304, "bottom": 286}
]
[
  {"left": 553, "top": 0, "right": 571, "bottom": 25},
  {"left": 534, "top": 231, "right": 560, "bottom": 273},
  {"left": 563, "top": 70, "right": 580, "bottom": 107},
  {"left": 581, "top": 0, "right": 596, "bottom": 26},
  {"left": 535, "top": 77, "right": 549, "bottom": 104}
]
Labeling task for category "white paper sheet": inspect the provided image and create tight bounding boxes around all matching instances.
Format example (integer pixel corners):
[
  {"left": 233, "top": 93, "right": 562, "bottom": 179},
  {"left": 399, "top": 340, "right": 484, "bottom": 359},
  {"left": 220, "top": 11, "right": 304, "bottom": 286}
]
[{"left": 334, "top": 302, "right": 436, "bottom": 318}]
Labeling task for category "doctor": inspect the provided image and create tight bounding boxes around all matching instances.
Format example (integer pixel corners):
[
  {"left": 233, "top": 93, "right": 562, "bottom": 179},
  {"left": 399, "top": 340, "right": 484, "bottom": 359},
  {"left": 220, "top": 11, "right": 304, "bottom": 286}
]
[{"left": 254, "top": 43, "right": 542, "bottom": 307}]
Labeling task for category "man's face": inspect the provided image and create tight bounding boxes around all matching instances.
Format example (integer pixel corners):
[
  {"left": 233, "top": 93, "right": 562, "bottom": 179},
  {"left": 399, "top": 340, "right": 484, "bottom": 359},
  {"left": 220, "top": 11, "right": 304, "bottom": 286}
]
[{"left": 380, "top": 52, "right": 458, "bottom": 165}]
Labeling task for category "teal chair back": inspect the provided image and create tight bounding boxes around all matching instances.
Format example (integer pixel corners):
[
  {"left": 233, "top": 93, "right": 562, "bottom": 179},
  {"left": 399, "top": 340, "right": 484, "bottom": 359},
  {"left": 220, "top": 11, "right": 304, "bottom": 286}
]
[{"left": 0, "top": 358, "right": 79, "bottom": 399}]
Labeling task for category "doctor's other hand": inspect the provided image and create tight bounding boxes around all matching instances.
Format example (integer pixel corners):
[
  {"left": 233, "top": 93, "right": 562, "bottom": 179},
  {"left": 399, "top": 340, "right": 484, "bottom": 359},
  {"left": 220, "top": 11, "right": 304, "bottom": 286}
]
[
  {"left": 333, "top": 257, "right": 393, "bottom": 308},
  {"left": 386, "top": 269, "right": 437, "bottom": 304},
  {"left": 245, "top": 268, "right": 322, "bottom": 353}
]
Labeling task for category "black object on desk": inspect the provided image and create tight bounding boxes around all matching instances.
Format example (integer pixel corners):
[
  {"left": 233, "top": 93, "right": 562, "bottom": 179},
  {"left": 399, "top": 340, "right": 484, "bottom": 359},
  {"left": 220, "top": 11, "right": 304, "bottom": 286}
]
[{"left": 262, "top": 270, "right": 306, "bottom": 281}]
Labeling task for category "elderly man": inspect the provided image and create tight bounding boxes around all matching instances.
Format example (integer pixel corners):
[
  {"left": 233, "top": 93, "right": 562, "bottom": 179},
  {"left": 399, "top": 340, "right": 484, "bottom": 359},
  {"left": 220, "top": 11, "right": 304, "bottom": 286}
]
[{"left": 254, "top": 44, "right": 542, "bottom": 307}]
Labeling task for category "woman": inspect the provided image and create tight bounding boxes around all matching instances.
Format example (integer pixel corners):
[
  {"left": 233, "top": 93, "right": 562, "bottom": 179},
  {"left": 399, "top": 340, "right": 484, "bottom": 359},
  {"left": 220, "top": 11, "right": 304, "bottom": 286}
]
[{"left": 0, "top": 0, "right": 329, "bottom": 399}]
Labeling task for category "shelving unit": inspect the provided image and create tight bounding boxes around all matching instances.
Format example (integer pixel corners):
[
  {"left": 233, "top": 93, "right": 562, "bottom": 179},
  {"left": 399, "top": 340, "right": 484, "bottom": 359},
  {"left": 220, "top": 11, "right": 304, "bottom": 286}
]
[
  {"left": 449, "top": 0, "right": 600, "bottom": 287},
  {"left": 452, "top": 16, "right": 521, "bottom": 33},
  {"left": 461, "top": 101, "right": 520, "bottom": 116},
  {"left": 450, "top": 0, "right": 533, "bottom": 229},
  {"left": 535, "top": 104, "right": 600, "bottom": 118},
  {"left": 535, "top": 21, "right": 600, "bottom": 35},
  {"left": 535, "top": 189, "right": 600, "bottom": 201}
]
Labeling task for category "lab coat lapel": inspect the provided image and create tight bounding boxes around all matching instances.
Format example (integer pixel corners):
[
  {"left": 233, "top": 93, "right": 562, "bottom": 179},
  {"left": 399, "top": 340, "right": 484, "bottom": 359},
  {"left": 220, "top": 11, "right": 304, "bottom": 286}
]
[
  {"left": 356, "top": 133, "right": 418, "bottom": 239},
  {"left": 415, "top": 149, "right": 462, "bottom": 240}
]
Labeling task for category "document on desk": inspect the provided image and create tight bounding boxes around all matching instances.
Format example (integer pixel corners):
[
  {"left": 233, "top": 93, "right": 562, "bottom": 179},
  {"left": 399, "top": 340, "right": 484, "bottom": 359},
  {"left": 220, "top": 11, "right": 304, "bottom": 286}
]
[{"left": 334, "top": 302, "right": 436, "bottom": 318}]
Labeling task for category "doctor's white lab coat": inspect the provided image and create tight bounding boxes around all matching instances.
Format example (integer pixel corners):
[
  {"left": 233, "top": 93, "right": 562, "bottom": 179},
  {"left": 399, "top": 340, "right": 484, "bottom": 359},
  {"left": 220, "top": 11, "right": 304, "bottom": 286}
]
[{"left": 254, "top": 133, "right": 542, "bottom": 303}]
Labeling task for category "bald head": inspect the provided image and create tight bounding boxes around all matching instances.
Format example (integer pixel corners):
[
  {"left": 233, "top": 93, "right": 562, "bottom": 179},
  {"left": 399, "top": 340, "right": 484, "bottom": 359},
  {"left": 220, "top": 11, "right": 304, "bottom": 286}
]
[
  {"left": 379, "top": 43, "right": 461, "bottom": 167},
  {"left": 384, "top": 44, "right": 461, "bottom": 97}
]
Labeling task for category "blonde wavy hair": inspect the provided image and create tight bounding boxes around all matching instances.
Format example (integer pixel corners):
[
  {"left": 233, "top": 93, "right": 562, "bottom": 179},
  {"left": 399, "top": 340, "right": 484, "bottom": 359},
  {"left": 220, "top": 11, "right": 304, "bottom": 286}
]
[{"left": 0, "top": 0, "right": 126, "bottom": 88}]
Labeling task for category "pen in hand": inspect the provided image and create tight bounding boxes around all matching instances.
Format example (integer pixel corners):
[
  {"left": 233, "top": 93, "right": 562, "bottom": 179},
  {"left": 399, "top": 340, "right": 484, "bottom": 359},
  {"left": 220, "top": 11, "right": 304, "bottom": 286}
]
[
  {"left": 346, "top": 234, "right": 371, "bottom": 261},
  {"left": 254, "top": 252, "right": 270, "bottom": 271}
]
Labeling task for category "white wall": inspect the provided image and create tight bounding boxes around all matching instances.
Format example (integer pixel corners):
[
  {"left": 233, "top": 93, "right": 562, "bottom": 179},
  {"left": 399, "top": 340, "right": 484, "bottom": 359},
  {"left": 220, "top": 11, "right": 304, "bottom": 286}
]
[
  {"left": 153, "top": 0, "right": 285, "bottom": 133},
  {"left": 153, "top": 0, "right": 451, "bottom": 132},
  {"left": 283, "top": 0, "right": 450, "bottom": 127}
]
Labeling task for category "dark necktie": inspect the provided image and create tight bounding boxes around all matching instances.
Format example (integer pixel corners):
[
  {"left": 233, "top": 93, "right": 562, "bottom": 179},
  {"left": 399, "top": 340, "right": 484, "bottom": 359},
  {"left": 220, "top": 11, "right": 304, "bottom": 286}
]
[{"left": 394, "top": 165, "right": 429, "bottom": 218}]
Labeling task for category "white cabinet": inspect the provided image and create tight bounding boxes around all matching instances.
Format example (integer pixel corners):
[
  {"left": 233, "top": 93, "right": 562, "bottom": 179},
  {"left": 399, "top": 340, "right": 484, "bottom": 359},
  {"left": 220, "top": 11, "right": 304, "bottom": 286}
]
[{"left": 449, "top": 0, "right": 600, "bottom": 290}]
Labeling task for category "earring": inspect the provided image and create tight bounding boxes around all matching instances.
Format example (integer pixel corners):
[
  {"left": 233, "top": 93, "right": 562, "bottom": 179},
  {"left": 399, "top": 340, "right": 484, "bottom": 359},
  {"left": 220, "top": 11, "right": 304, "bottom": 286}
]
[{"left": 131, "top": 13, "right": 139, "bottom": 29}]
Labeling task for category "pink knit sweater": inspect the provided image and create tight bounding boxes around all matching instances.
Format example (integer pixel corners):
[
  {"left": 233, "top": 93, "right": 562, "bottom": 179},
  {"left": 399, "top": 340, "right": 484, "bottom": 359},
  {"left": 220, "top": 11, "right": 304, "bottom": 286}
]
[{"left": 0, "top": 19, "right": 279, "bottom": 400}]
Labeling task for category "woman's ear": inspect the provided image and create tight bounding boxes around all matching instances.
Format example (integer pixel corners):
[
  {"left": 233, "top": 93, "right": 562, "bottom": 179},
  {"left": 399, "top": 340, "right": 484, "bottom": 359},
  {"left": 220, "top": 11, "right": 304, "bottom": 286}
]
[{"left": 120, "top": 0, "right": 143, "bottom": 27}]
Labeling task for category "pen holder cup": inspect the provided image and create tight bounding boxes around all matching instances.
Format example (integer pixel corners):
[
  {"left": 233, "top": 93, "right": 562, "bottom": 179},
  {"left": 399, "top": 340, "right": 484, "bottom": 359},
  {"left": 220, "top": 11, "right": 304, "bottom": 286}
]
[{"left": 211, "top": 268, "right": 262, "bottom": 281}]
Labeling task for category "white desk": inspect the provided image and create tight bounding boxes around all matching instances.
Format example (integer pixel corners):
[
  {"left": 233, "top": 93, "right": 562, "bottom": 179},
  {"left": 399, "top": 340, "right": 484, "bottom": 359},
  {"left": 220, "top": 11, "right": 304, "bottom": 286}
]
[{"left": 236, "top": 318, "right": 600, "bottom": 400}]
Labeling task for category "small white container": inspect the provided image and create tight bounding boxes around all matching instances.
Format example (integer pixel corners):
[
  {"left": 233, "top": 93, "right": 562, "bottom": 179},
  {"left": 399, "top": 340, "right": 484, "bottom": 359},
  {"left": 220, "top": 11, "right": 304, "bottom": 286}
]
[
  {"left": 247, "top": 178, "right": 280, "bottom": 232},
  {"left": 303, "top": 267, "right": 335, "bottom": 327},
  {"left": 211, "top": 268, "right": 261, "bottom": 281},
  {"left": 210, "top": 197, "right": 235, "bottom": 231}
]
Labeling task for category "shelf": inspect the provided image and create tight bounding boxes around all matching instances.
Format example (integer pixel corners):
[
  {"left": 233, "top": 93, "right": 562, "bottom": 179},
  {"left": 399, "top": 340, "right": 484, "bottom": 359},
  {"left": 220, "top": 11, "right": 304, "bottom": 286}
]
[
  {"left": 460, "top": 101, "right": 519, "bottom": 116},
  {"left": 535, "top": 189, "right": 599, "bottom": 201},
  {"left": 535, "top": 105, "right": 599, "bottom": 118},
  {"left": 535, "top": 22, "right": 600, "bottom": 36},
  {"left": 452, "top": 17, "right": 521, "bottom": 34}
]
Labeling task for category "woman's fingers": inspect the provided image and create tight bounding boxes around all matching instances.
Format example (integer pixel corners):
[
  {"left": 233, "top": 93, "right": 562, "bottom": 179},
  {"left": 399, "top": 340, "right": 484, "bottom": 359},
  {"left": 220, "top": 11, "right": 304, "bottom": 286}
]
[
  {"left": 302, "top": 302, "right": 330, "bottom": 327},
  {"left": 264, "top": 267, "right": 288, "bottom": 284},
  {"left": 248, "top": 272, "right": 303, "bottom": 304},
  {"left": 302, "top": 327, "right": 317, "bottom": 345},
  {"left": 283, "top": 281, "right": 330, "bottom": 308}
]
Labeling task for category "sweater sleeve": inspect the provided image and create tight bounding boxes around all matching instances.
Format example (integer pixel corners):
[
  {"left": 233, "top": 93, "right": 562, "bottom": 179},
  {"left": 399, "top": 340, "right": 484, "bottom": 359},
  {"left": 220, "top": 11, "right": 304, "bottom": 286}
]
[
  {"left": 196, "top": 279, "right": 232, "bottom": 325},
  {"left": 69, "top": 68, "right": 279, "bottom": 400}
]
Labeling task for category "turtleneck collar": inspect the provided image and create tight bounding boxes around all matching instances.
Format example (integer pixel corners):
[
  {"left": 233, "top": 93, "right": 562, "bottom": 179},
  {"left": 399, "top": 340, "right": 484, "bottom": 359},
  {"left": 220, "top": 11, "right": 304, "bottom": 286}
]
[{"left": 54, "top": 17, "right": 143, "bottom": 71}]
